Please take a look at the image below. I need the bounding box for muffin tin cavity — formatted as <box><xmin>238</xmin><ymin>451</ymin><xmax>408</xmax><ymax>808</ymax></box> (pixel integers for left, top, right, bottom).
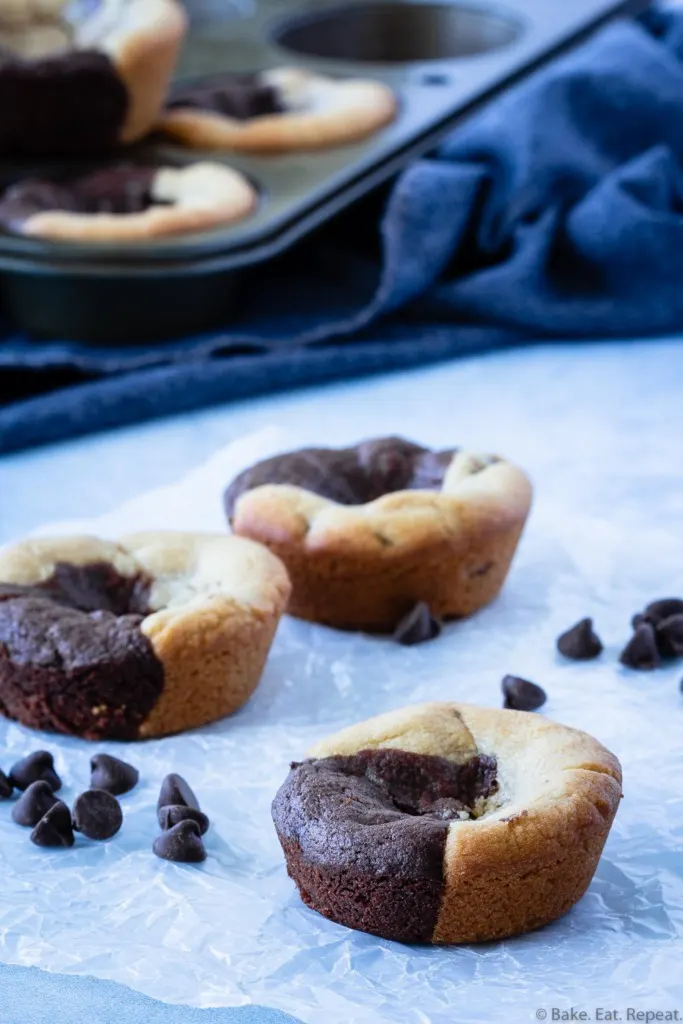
<box><xmin>273</xmin><ymin>2</ymin><xmax>523</xmax><ymax>64</ymax></box>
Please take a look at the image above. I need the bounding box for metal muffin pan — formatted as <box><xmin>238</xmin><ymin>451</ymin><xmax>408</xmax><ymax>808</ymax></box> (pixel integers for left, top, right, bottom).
<box><xmin>0</xmin><ymin>0</ymin><xmax>649</xmax><ymax>341</ymax></box>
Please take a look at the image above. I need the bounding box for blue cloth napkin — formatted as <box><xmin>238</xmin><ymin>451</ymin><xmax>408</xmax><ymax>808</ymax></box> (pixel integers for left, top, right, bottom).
<box><xmin>3</xmin><ymin>5</ymin><xmax>683</xmax><ymax>452</ymax></box>
<box><xmin>0</xmin><ymin>962</ymin><xmax>302</xmax><ymax>1024</ymax></box>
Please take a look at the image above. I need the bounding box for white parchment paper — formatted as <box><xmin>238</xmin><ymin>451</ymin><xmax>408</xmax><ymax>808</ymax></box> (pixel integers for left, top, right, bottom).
<box><xmin>2</xmin><ymin>347</ymin><xmax>683</xmax><ymax>1023</ymax></box>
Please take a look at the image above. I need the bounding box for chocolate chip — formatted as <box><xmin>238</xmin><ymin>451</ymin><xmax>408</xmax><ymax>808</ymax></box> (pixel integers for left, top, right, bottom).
<box><xmin>619</xmin><ymin>622</ymin><xmax>662</xmax><ymax>670</ymax></box>
<box><xmin>9</xmin><ymin>751</ymin><xmax>61</xmax><ymax>792</ymax></box>
<box><xmin>72</xmin><ymin>789</ymin><xmax>123</xmax><ymax>840</ymax></box>
<box><xmin>153</xmin><ymin>820</ymin><xmax>207</xmax><ymax>863</ymax></box>
<box><xmin>157</xmin><ymin>773</ymin><xmax>200</xmax><ymax>812</ymax></box>
<box><xmin>11</xmin><ymin>780</ymin><xmax>59</xmax><ymax>826</ymax></box>
<box><xmin>30</xmin><ymin>801</ymin><xmax>75</xmax><ymax>848</ymax></box>
<box><xmin>393</xmin><ymin>602</ymin><xmax>442</xmax><ymax>646</ymax></box>
<box><xmin>0</xmin><ymin>769</ymin><xmax>12</xmax><ymax>799</ymax></box>
<box><xmin>90</xmin><ymin>753</ymin><xmax>139</xmax><ymax>796</ymax></box>
<box><xmin>502</xmin><ymin>675</ymin><xmax>547</xmax><ymax>711</ymax></box>
<box><xmin>654</xmin><ymin>614</ymin><xmax>683</xmax><ymax>658</ymax></box>
<box><xmin>157</xmin><ymin>804</ymin><xmax>210</xmax><ymax>836</ymax></box>
<box><xmin>642</xmin><ymin>598</ymin><xmax>683</xmax><ymax>625</ymax></box>
<box><xmin>556</xmin><ymin>618</ymin><xmax>603</xmax><ymax>660</ymax></box>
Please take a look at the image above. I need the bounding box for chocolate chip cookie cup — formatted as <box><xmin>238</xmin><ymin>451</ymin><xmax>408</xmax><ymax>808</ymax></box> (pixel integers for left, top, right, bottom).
<box><xmin>272</xmin><ymin>702</ymin><xmax>622</xmax><ymax>944</ymax></box>
<box><xmin>158</xmin><ymin>67</ymin><xmax>397</xmax><ymax>154</ymax></box>
<box><xmin>0</xmin><ymin>532</ymin><xmax>290</xmax><ymax>739</ymax></box>
<box><xmin>0</xmin><ymin>0</ymin><xmax>187</xmax><ymax>156</ymax></box>
<box><xmin>224</xmin><ymin>437</ymin><xmax>532</xmax><ymax>632</ymax></box>
<box><xmin>0</xmin><ymin>162</ymin><xmax>257</xmax><ymax>242</ymax></box>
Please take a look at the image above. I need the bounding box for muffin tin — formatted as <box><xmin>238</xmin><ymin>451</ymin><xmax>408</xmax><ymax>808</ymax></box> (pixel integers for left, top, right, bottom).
<box><xmin>0</xmin><ymin>0</ymin><xmax>649</xmax><ymax>342</ymax></box>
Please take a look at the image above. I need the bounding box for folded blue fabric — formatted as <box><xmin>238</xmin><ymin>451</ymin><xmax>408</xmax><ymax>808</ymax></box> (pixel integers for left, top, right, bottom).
<box><xmin>3</xmin><ymin>6</ymin><xmax>683</xmax><ymax>452</ymax></box>
<box><xmin>0</xmin><ymin>962</ymin><xmax>302</xmax><ymax>1024</ymax></box>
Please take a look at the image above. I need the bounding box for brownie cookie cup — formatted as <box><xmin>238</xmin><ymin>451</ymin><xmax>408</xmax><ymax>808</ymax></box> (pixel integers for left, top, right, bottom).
<box><xmin>0</xmin><ymin>163</ymin><xmax>257</xmax><ymax>241</ymax></box>
<box><xmin>158</xmin><ymin>67</ymin><xmax>397</xmax><ymax>153</ymax></box>
<box><xmin>272</xmin><ymin>702</ymin><xmax>622</xmax><ymax>944</ymax></box>
<box><xmin>225</xmin><ymin>437</ymin><xmax>532</xmax><ymax>631</ymax></box>
<box><xmin>0</xmin><ymin>532</ymin><xmax>290</xmax><ymax>739</ymax></box>
<box><xmin>0</xmin><ymin>0</ymin><xmax>186</xmax><ymax>156</ymax></box>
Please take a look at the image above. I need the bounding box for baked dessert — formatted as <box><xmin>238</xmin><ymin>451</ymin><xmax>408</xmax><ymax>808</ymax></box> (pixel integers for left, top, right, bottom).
<box><xmin>225</xmin><ymin>437</ymin><xmax>532</xmax><ymax>631</ymax></box>
<box><xmin>0</xmin><ymin>162</ymin><xmax>257</xmax><ymax>241</ymax></box>
<box><xmin>272</xmin><ymin>701</ymin><xmax>622</xmax><ymax>944</ymax></box>
<box><xmin>0</xmin><ymin>532</ymin><xmax>290</xmax><ymax>739</ymax></box>
<box><xmin>158</xmin><ymin>67</ymin><xmax>397</xmax><ymax>153</ymax></box>
<box><xmin>0</xmin><ymin>0</ymin><xmax>186</xmax><ymax>156</ymax></box>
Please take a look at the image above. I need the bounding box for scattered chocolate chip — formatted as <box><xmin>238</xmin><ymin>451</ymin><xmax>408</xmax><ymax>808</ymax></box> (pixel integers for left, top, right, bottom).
<box><xmin>0</xmin><ymin>769</ymin><xmax>13</xmax><ymax>799</ymax></box>
<box><xmin>90</xmin><ymin>753</ymin><xmax>139</xmax><ymax>796</ymax></box>
<box><xmin>157</xmin><ymin>804</ymin><xmax>210</xmax><ymax>836</ymax></box>
<box><xmin>30</xmin><ymin>801</ymin><xmax>75</xmax><ymax>848</ymax></box>
<box><xmin>9</xmin><ymin>751</ymin><xmax>61</xmax><ymax>793</ymax></box>
<box><xmin>654</xmin><ymin>614</ymin><xmax>683</xmax><ymax>659</ymax></box>
<box><xmin>157</xmin><ymin>773</ymin><xmax>200</xmax><ymax>812</ymax></box>
<box><xmin>631</xmin><ymin>613</ymin><xmax>645</xmax><ymax>631</ymax></box>
<box><xmin>153</xmin><ymin>819</ymin><xmax>206</xmax><ymax>863</ymax></box>
<box><xmin>620</xmin><ymin>622</ymin><xmax>662</xmax><ymax>670</ymax></box>
<box><xmin>556</xmin><ymin>618</ymin><xmax>603</xmax><ymax>660</ymax></box>
<box><xmin>393</xmin><ymin>602</ymin><xmax>442</xmax><ymax>646</ymax></box>
<box><xmin>502</xmin><ymin>675</ymin><xmax>547</xmax><ymax>711</ymax></box>
<box><xmin>642</xmin><ymin>598</ymin><xmax>683</xmax><ymax>625</ymax></box>
<box><xmin>72</xmin><ymin>789</ymin><xmax>123</xmax><ymax>840</ymax></box>
<box><xmin>11</xmin><ymin>780</ymin><xmax>59</xmax><ymax>827</ymax></box>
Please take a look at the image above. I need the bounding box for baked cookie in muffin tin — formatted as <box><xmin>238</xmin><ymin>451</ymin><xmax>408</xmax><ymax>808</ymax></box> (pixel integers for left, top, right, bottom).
<box><xmin>0</xmin><ymin>532</ymin><xmax>290</xmax><ymax>738</ymax></box>
<box><xmin>272</xmin><ymin>701</ymin><xmax>622</xmax><ymax>943</ymax></box>
<box><xmin>224</xmin><ymin>436</ymin><xmax>532</xmax><ymax>631</ymax></box>
<box><xmin>0</xmin><ymin>160</ymin><xmax>257</xmax><ymax>240</ymax></box>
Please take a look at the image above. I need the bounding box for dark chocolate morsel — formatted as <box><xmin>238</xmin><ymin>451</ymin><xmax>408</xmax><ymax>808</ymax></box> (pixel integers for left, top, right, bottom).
<box><xmin>72</xmin><ymin>789</ymin><xmax>123</xmax><ymax>840</ymax></box>
<box><xmin>90</xmin><ymin>753</ymin><xmax>139</xmax><ymax>796</ymax></box>
<box><xmin>153</xmin><ymin>820</ymin><xmax>207</xmax><ymax>863</ymax></box>
<box><xmin>30</xmin><ymin>801</ymin><xmax>75</xmax><ymax>848</ymax></box>
<box><xmin>393</xmin><ymin>602</ymin><xmax>442</xmax><ymax>646</ymax></box>
<box><xmin>0</xmin><ymin>768</ymin><xmax>12</xmax><ymax>799</ymax></box>
<box><xmin>224</xmin><ymin>437</ymin><xmax>457</xmax><ymax>518</ymax></box>
<box><xmin>157</xmin><ymin>773</ymin><xmax>200</xmax><ymax>812</ymax></box>
<box><xmin>654</xmin><ymin>614</ymin><xmax>683</xmax><ymax>659</ymax></box>
<box><xmin>619</xmin><ymin>622</ymin><xmax>662</xmax><ymax>670</ymax></box>
<box><xmin>642</xmin><ymin>598</ymin><xmax>683</xmax><ymax>625</ymax></box>
<box><xmin>168</xmin><ymin>72</ymin><xmax>283</xmax><ymax>121</ymax></box>
<box><xmin>9</xmin><ymin>751</ymin><xmax>61</xmax><ymax>792</ymax></box>
<box><xmin>631</xmin><ymin>613</ymin><xmax>645</xmax><ymax>631</ymax></box>
<box><xmin>502</xmin><ymin>675</ymin><xmax>547</xmax><ymax>712</ymax></box>
<box><xmin>11</xmin><ymin>780</ymin><xmax>59</xmax><ymax>827</ymax></box>
<box><xmin>556</xmin><ymin>618</ymin><xmax>603</xmax><ymax>661</ymax></box>
<box><xmin>157</xmin><ymin>804</ymin><xmax>210</xmax><ymax>836</ymax></box>
<box><xmin>0</xmin><ymin>561</ymin><xmax>163</xmax><ymax>740</ymax></box>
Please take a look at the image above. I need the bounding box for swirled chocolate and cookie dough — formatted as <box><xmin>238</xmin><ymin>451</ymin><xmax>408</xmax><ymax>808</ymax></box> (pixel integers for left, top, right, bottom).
<box><xmin>225</xmin><ymin>436</ymin><xmax>532</xmax><ymax>631</ymax></box>
<box><xmin>272</xmin><ymin>702</ymin><xmax>622</xmax><ymax>943</ymax></box>
<box><xmin>0</xmin><ymin>532</ymin><xmax>290</xmax><ymax>739</ymax></box>
<box><xmin>0</xmin><ymin>0</ymin><xmax>186</xmax><ymax>155</ymax></box>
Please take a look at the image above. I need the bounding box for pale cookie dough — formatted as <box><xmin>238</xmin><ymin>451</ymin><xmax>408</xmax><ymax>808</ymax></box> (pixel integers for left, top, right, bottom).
<box><xmin>272</xmin><ymin>701</ymin><xmax>623</xmax><ymax>943</ymax></box>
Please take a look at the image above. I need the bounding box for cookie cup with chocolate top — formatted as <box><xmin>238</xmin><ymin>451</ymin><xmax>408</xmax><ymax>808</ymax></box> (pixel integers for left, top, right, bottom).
<box><xmin>272</xmin><ymin>702</ymin><xmax>622</xmax><ymax>944</ymax></box>
<box><xmin>225</xmin><ymin>437</ymin><xmax>532</xmax><ymax>631</ymax></box>
<box><xmin>0</xmin><ymin>531</ymin><xmax>290</xmax><ymax>739</ymax></box>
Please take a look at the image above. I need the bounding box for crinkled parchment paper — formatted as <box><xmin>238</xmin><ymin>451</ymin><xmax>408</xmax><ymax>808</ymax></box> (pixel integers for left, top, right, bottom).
<box><xmin>2</xmin><ymin>347</ymin><xmax>683</xmax><ymax>1023</ymax></box>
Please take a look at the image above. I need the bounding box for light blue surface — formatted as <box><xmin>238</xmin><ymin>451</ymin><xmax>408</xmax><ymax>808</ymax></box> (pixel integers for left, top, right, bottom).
<box><xmin>0</xmin><ymin>963</ymin><xmax>301</xmax><ymax>1024</ymax></box>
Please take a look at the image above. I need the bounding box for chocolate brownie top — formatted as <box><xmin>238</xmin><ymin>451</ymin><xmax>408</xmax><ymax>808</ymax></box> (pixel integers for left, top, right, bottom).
<box><xmin>0</xmin><ymin>50</ymin><xmax>128</xmax><ymax>157</ymax></box>
<box><xmin>272</xmin><ymin>748</ymin><xmax>498</xmax><ymax>879</ymax></box>
<box><xmin>0</xmin><ymin>166</ymin><xmax>158</xmax><ymax>231</ymax></box>
<box><xmin>0</xmin><ymin>561</ymin><xmax>163</xmax><ymax>739</ymax></box>
<box><xmin>224</xmin><ymin>437</ymin><xmax>457</xmax><ymax>516</ymax></box>
<box><xmin>168</xmin><ymin>73</ymin><xmax>283</xmax><ymax>121</ymax></box>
